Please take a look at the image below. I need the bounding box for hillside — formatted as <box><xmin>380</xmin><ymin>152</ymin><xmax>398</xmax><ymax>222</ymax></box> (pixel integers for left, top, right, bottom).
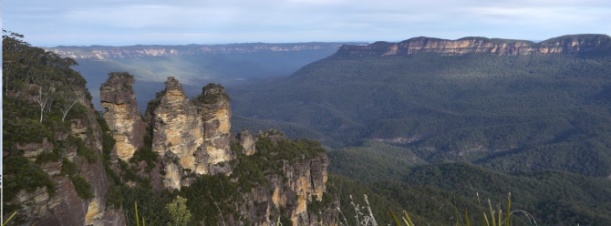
<box><xmin>227</xmin><ymin>34</ymin><xmax>611</xmax><ymax>225</ymax></box>
<box><xmin>232</xmin><ymin>34</ymin><xmax>611</xmax><ymax>177</ymax></box>
<box><xmin>7</xmin><ymin>32</ymin><xmax>611</xmax><ymax>225</ymax></box>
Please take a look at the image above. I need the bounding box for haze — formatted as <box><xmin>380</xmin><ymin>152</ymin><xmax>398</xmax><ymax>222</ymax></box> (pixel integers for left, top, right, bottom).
<box><xmin>4</xmin><ymin>0</ymin><xmax>611</xmax><ymax>46</ymax></box>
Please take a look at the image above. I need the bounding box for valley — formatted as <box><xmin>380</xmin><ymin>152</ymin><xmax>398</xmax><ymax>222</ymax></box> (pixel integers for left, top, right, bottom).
<box><xmin>4</xmin><ymin>33</ymin><xmax>611</xmax><ymax>225</ymax></box>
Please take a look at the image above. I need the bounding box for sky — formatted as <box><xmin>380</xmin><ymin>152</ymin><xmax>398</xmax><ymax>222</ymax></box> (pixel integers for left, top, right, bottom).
<box><xmin>2</xmin><ymin>0</ymin><xmax>611</xmax><ymax>47</ymax></box>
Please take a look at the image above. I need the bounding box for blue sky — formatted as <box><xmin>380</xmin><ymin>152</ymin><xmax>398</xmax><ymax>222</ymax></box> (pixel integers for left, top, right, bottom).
<box><xmin>3</xmin><ymin>0</ymin><xmax>611</xmax><ymax>47</ymax></box>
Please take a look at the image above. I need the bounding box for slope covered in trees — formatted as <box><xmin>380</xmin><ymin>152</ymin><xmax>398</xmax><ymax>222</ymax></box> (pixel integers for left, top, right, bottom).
<box><xmin>232</xmin><ymin>35</ymin><xmax>611</xmax><ymax>177</ymax></box>
<box><xmin>229</xmin><ymin>35</ymin><xmax>611</xmax><ymax>225</ymax></box>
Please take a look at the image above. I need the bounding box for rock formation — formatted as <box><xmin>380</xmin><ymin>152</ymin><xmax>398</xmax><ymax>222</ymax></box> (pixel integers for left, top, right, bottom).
<box><xmin>4</xmin><ymin>80</ymin><xmax>125</xmax><ymax>226</ymax></box>
<box><xmin>145</xmin><ymin>77</ymin><xmax>234</xmax><ymax>189</ymax></box>
<box><xmin>237</xmin><ymin>130</ymin><xmax>257</xmax><ymax>156</ymax></box>
<box><xmin>338</xmin><ymin>34</ymin><xmax>611</xmax><ymax>56</ymax></box>
<box><xmin>100</xmin><ymin>72</ymin><xmax>146</xmax><ymax>161</ymax></box>
<box><xmin>230</xmin><ymin>133</ymin><xmax>332</xmax><ymax>226</ymax></box>
<box><xmin>4</xmin><ymin>33</ymin><xmax>334</xmax><ymax>226</ymax></box>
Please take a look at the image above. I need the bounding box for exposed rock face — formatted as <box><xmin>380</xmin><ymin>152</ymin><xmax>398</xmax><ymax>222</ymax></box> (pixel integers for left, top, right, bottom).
<box><xmin>151</xmin><ymin>77</ymin><xmax>205</xmax><ymax>189</ymax></box>
<box><xmin>46</xmin><ymin>43</ymin><xmax>348</xmax><ymax>60</ymax></box>
<box><xmin>538</xmin><ymin>34</ymin><xmax>611</xmax><ymax>54</ymax></box>
<box><xmin>280</xmin><ymin>152</ymin><xmax>329</xmax><ymax>225</ymax></box>
<box><xmin>338</xmin><ymin>34</ymin><xmax>611</xmax><ymax>56</ymax></box>
<box><xmin>236</xmin><ymin>137</ymin><xmax>332</xmax><ymax>226</ymax></box>
<box><xmin>100</xmin><ymin>72</ymin><xmax>146</xmax><ymax>161</ymax></box>
<box><xmin>197</xmin><ymin>83</ymin><xmax>233</xmax><ymax>168</ymax></box>
<box><xmin>148</xmin><ymin>77</ymin><xmax>234</xmax><ymax>190</ymax></box>
<box><xmin>237</xmin><ymin>130</ymin><xmax>257</xmax><ymax>156</ymax></box>
<box><xmin>7</xmin><ymin>84</ymin><xmax>124</xmax><ymax>226</ymax></box>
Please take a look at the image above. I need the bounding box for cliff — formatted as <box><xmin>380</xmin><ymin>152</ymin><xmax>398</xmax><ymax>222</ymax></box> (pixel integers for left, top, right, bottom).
<box><xmin>203</xmin><ymin>132</ymin><xmax>334</xmax><ymax>226</ymax></box>
<box><xmin>3</xmin><ymin>33</ymin><xmax>124</xmax><ymax>225</ymax></box>
<box><xmin>138</xmin><ymin>77</ymin><xmax>235</xmax><ymax>190</ymax></box>
<box><xmin>100</xmin><ymin>72</ymin><xmax>147</xmax><ymax>161</ymax></box>
<box><xmin>100</xmin><ymin>75</ymin><xmax>335</xmax><ymax>225</ymax></box>
<box><xmin>338</xmin><ymin>34</ymin><xmax>611</xmax><ymax>56</ymax></box>
<box><xmin>46</xmin><ymin>43</ymin><xmax>349</xmax><ymax>60</ymax></box>
<box><xmin>4</xmin><ymin>33</ymin><xmax>335</xmax><ymax>226</ymax></box>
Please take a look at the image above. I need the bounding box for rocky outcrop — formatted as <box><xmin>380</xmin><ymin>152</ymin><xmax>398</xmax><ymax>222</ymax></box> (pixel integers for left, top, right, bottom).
<box><xmin>147</xmin><ymin>77</ymin><xmax>234</xmax><ymax>190</ymax></box>
<box><xmin>338</xmin><ymin>34</ymin><xmax>611</xmax><ymax>56</ymax></box>
<box><xmin>196</xmin><ymin>83</ymin><xmax>234</xmax><ymax>170</ymax></box>
<box><xmin>538</xmin><ymin>34</ymin><xmax>611</xmax><ymax>54</ymax></box>
<box><xmin>237</xmin><ymin>130</ymin><xmax>257</xmax><ymax>156</ymax></box>
<box><xmin>5</xmin><ymin>83</ymin><xmax>124</xmax><ymax>226</ymax></box>
<box><xmin>100</xmin><ymin>72</ymin><xmax>146</xmax><ymax>161</ymax></box>
<box><xmin>234</xmin><ymin>134</ymin><xmax>333</xmax><ymax>226</ymax></box>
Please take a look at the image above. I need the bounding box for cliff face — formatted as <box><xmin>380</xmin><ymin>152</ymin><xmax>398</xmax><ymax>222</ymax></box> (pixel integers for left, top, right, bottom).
<box><xmin>221</xmin><ymin>133</ymin><xmax>334</xmax><ymax>226</ymax></box>
<box><xmin>143</xmin><ymin>77</ymin><xmax>234</xmax><ymax>190</ymax></box>
<box><xmin>46</xmin><ymin>43</ymin><xmax>348</xmax><ymax>60</ymax></box>
<box><xmin>338</xmin><ymin>34</ymin><xmax>611</xmax><ymax>56</ymax></box>
<box><xmin>242</xmin><ymin>152</ymin><xmax>331</xmax><ymax>225</ymax></box>
<box><xmin>4</xmin><ymin>83</ymin><xmax>124</xmax><ymax>226</ymax></box>
<box><xmin>197</xmin><ymin>83</ymin><xmax>234</xmax><ymax>171</ymax></box>
<box><xmin>100</xmin><ymin>72</ymin><xmax>146</xmax><ymax>161</ymax></box>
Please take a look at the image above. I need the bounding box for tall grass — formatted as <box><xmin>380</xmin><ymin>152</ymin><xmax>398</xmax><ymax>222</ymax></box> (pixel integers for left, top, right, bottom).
<box><xmin>346</xmin><ymin>193</ymin><xmax>537</xmax><ymax>226</ymax></box>
<box><xmin>2</xmin><ymin>212</ymin><xmax>17</xmax><ymax>226</ymax></box>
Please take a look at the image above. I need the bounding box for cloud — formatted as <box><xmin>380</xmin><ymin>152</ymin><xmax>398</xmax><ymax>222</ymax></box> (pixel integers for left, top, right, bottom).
<box><xmin>3</xmin><ymin>0</ymin><xmax>610</xmax><ymax>46</ymax></box>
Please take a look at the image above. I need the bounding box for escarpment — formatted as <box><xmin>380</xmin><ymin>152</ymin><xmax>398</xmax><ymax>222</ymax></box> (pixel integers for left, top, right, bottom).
<box><xmin>338</xmin><ymin>34</ymin><xmax>611</xmax><ymax>56</ymax></box>
<box><xmin>223</xmin><ymin>133</ymin><xmax>334</xmax><ymax>226</ymax></box>
<box><xmin>100</xmin><ymin>72</ymin><xmax>146</xmax><ymax>161</ymax></box>
<box><xmin>3</xmin><ymin>37</ymin><xmax>125</xmax><ymax>225</ymax></box>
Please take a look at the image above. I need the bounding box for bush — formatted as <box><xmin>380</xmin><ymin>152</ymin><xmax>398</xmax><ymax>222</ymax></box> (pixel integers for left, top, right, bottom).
<box><xmin>71</xmin><ymin>175</ymin><xmax>94</xmax><ymax>199</ymax></box>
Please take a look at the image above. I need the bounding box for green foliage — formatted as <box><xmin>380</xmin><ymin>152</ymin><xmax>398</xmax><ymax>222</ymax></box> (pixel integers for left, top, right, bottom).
<box><xmin>3</xmin><ymin>114</ymin><xmax>51</xmax><ymax>146</ymax></box>
<box><xmin>2</xmin><ymin>155</ymin><xmax>57</xmax><ymax>213</ymax></box>
<box><xmin>307</xmin><ymin>191</ymin><xmax>334</xmax><ymax>215</ymax></box>
<box><xmin>194</xmin><ymin>83</ymin><xmax>230</xmax><ymax>105</ymax></box>
<box><xmin>106</xmin><ymin>186</ymin><xmax>125</xmax><ymax>210</ymax></box>
<box><xmin>97</xmin><ymin>112</ymin><xmax>122</xmax><ymax>184</ymax></box>
<box><xmin>379</xmin><ymin>163</ymin><xmax>611</xmax><ymax>225</ymax></box>
<box><xmin>120</xmin><ymin>187</ymin><xmax>173</xmax><ymax>226</ymax></box>
<box><xmin>2</xmin><ymin>33</ymin><xmax>104</xmax><ymax>217</ymax></box>
<box><xmin>325</xmin><ymin>175</ymin><xmax>402</xmax><ymax>225</ymax></box>
<box><xmin>179</xmin><ymin>174</ymin><xmax>238</xmax><ymax>224</ymax></box>
<box><xmin>165</xmin><ymin>196</ymin><xmax>193</xmax><ymax>226</ymax></box>
<box><xmin>130</xmin><ymin>123</ymin><xmax>158</xmax><ymax>172</ymax></box>
<box><xmin>233</xmin><ymin>51</ymin><xmax>611</xmax><ymax>177</ymax></box>
<box><xmin>329</xmin><ymin>141</ymin><xmax>426</xmax><ymax>183</ymax></box>
<box><xmin>130</xmin><ymin>147</ymin><xmax>158</xmax><ymax>172</ymax></box>
<box><xmin>35</xmin><ymin>150</ymin><xmax>61</xmax><ymax>164</ymax></box>
<box><xmin>71</xmin><ymin>175</ymin><xmax>94</xmax><ymax>199</ymax></box>
<box><xmin>75</xmin><ymin>138</ymin><xmax>98</xmax><ymax>163</ymax></box>
<box><xmin>60</xmin><ymin>158</ymin><xmax>78</xmax><ymax>176</ymax></box>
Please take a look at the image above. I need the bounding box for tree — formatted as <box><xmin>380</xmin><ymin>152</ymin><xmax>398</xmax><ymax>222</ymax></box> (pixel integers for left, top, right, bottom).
<box><xmin>165</xmin><ymin>196</ymin><xmax>192</xmax><ymax>226</ymax></box>
<box><xmin>59</xmin><ymin>97</ymin><xmax>79</xmax><ymax>122</ymax></box>
<box><xmin>33</xmin><ymin>85</ymin><xmax>54</xmax><ymax>123</ymax></box>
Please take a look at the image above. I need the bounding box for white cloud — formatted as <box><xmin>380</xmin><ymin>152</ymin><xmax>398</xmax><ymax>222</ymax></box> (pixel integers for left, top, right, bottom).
<box><xmin>3</xmin><ymin>0</ymin><xmax>610</xmax><ymax>46</ymax></box>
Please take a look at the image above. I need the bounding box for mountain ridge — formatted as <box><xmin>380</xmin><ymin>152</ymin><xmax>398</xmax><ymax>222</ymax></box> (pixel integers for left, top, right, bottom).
<box><xmin>338</xmin><ymin>34</ymin><xmax>611</xmax><ymax>56</ymax></box>
<box><xmin>46</xmin><ymin>42</ymin><xmax>362</xmax><ymax>60</ymax></box>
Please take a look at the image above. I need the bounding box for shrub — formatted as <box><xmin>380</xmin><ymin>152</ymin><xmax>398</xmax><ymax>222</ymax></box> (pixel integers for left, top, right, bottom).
<box><xmin>71</xmin><ymin>175</ymin><xmax>94</xmax><ymax>199</ymax></box>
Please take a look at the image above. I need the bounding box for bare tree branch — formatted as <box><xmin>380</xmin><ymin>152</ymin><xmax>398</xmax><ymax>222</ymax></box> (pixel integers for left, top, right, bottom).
<box><xmin>60</xmin><ymin>95</ymin><xmax>79</xmax><ymax>122</ymax></box>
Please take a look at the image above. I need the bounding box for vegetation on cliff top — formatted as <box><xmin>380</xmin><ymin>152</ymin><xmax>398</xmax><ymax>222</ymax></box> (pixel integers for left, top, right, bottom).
<box><xmin>2</xmin><ymin>31</ymin><xmax>97</xmax><ymax>218</ymax></box>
